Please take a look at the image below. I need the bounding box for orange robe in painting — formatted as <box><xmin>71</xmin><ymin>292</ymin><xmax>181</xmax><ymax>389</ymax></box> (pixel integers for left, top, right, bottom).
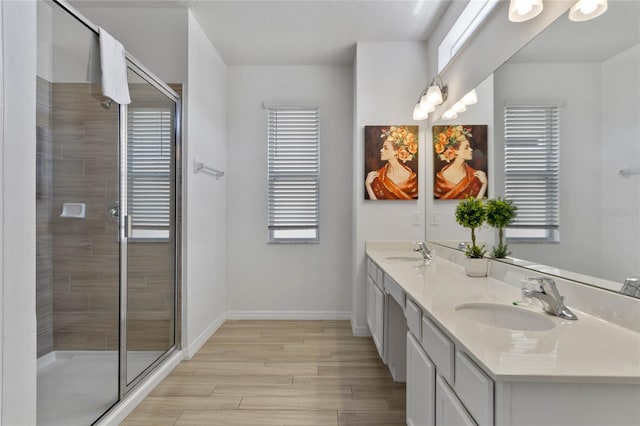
<box><xmin>434</xmin><ymin>162</ymin><xmax>483</xmax><ymax>199</ymax></box>
<box><xmin>370</xmin><ymin>163</ymin><xmax>418</xmax><ymax>200</ymax></box>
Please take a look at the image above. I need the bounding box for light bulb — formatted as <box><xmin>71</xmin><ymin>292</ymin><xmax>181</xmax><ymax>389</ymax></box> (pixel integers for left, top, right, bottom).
<box><xmin>442</xmin><ymin>110</ymin><xmax>457</xmax><ymax>120</ymax></box>
<box><xmin>461</xmin><ymin>90</ymin><xmax>478</xmax><ymax>105</ymax></box>
<box><xmin>579</xmin><ymin>0</ymin><xmax>597</xmax><ymax>14</ymax></box>
<box><xmin>569</xmin><ymin>0</ymin><xmax>607</xmax><ymax>21</ymax></box>
<box><xmin>426</xmin><ymin>84</ymin><xmax>443</xmax><ymax>105</ymax></box>
<box><xmin>452</xmin><ymin>102</ymin><xmax>467</xmax><ymax>113</ymax></box>
<box><xmin>516</xmin><ymin>1</ymin><xmax>533</xmax><ymax>15</ymax></box>
<box><xmin>509</xmin><ymin>0</ymin><xmax>544</xmax><ymax>22</ymax></box>
<box><xmin>413</xmin><ymin>102</ymin><xmax>429</xmax><ymax>121</ymax></box>
<box><xmin>419</xmin><ymin>92</ymin><xmax>436</xmax><ymax>113</ymax></box>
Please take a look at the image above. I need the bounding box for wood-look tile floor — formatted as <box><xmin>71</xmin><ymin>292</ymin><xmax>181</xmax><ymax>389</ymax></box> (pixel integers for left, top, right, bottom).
<box><xmin>121</xmin><ymin>320</ymin><xmax>405</xmax><ymax>426</ymax></box>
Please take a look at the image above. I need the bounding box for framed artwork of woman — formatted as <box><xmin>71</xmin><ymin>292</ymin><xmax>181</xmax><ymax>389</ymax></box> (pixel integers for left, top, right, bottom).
<box><xmin>364</xmin><ymin>125</ymin><xmax>419</xmax><ymax>200</ymax></box>
<box><xmin>433</xmin><ymin>124</ymin><xmax>488</xmax><ymax>200</ymax></box>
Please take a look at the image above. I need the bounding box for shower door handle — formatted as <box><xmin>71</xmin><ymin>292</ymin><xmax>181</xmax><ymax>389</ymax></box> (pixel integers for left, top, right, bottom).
<box><xmin>124</xmin><ymin>215</ymin><xmax>133</xmax><ymax>238</ymax></box>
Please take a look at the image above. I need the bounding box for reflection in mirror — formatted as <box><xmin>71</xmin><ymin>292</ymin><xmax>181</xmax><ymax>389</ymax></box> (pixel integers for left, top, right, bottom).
<box><xmin>448</xmin><ymin>1</ymin><xmax>639</xmax><ymax>294</ymax></box>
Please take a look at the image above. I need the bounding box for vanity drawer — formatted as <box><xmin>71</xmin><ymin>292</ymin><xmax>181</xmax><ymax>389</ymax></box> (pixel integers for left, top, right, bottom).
<box><xmin>384</xmin><ymin>274</ymin><xmax>405</xmax><ymax>308</ymax></box>
<box><xmin>376</xmin><ymin>266</ymin><xmax>385</xmax><ymax>287</ymax></box>
<box><xmin>421</xmin><ymin>316</ymin><xmax>454</xmax><ymax>385</ymax></box>
<box><xmin>367</xmin><ymin>257</ymin><xmax>376</xmax><ymax>279</ymax></box>
<box><xmin>405</xmin><ymin>297</ymin><xmax>422</xmax><ymax>338</ymax></box>
<box><xmin>454</xmin><ymin>350</ymin><xmax>494</xmax><ymax>426</ymax></box>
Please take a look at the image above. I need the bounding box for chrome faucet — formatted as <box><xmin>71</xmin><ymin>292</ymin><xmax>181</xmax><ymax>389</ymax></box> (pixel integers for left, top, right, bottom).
<box><xmin>522</xmin><ymin>277</ymin><xmax>578</xmax><ymax>320</ymax></box>
<box><xmin>414</xmin><ymin>241</ymin><xmax>432</xmax><ymax>262</ymax></box>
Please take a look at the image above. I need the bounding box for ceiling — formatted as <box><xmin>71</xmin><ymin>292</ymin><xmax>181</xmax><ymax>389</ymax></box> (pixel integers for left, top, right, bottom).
<box><xmin>71</xmin><ymin>0</ymin><xmax>450</xmax><ymax>65</ymax></box>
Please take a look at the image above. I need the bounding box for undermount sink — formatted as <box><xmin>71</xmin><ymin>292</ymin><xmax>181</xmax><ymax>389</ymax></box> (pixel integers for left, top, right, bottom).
<box><xmin>385</xmin><ymin>256</ymin><xmax>423</xmax><ymax>262</ymax></box>
<box><xmin>455</xmin><ymin>302</ymin><xmax>556</xmax><ymax>332</ymax></box>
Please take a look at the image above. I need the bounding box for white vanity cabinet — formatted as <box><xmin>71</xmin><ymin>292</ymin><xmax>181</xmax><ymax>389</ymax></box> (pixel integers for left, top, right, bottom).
<box><xmin>406</xmin><ymin>332</ymin><xmax>435</xmax><ymax>426</ymax></box>
<box><xmin>367</xmin><ymin>244</ymin><xmax>640</xmax><ymax>426</ymax></box>
<box><xmin>367</xmin><ymin>257</ymin><xmax>408</xmax><ymax>379</ymax></box>
<box><xmin>366</xmin><ymin>258</ymin><xmax>385</xmax><ymax>359</ymax></box>
<box><xmin>436</xmin><ymin>375</ymin><xmax>477</xmax><ymax>426</ymax></box>
<box><xmin>405</xmin><ymin>297</ymin><xmax>493</xmax><ymax>426</ymax></box>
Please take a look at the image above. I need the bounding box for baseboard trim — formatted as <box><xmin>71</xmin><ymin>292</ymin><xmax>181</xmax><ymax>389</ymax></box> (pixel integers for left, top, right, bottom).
<box><xmin>351</xmin><ymin>324</ymin><xmax>371</xmax><ymax>337</ymax></box>
<box><xmin>96</xmin><ymin>350</ymin><xmax>182</xmax><ymax>426</ymax></box>
<box><xmin>226</xmin><ymin>310</ymin><xmax>352</xmax><ymax>321</ymax></box>
<box><xmin>183</xmin><ymin>312</ymin><xmax>227</xmax><ymax>360</ymax></box>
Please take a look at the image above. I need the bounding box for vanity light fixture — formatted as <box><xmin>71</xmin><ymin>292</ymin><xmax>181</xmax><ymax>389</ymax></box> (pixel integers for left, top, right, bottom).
<box><xmin>412</xmin><ymin>79</ymin><xmax>443</xmax><ymax>121</ymax></box>
<box><xmin>569</xmin><ymin>0</ymin><xmax>607</xmax><ymax>21</ymax></box>
<box><xmin>451</xmin><ymin>101</ymin><xmax>467</xmax><ymax>113</ymax></box>
<box><xmin>412</xmin><ymin>89</ymin><xmax>436</xmax><ymax>121</ymax></box>
<box><xmin>425</xmin><ymin>76</ymin><xmax>446</xmax><ymax>105</ymax></box>
<box><xmin>460</xmin><ymin>89</ymin><xmax>478</xmax><ymax>105</ymax></box>
<box><xmin>420</xmin><ymin>92</ymin><xmax>437</xmax><ymax>113</ymax></box>
<box><xmin>442</xmin><ymin>109</ymin><xmax>458</xmax><ymax>120</ymax></box>
<box><xmin>508</xmin><ymin>0</ymin><xmax>544</xmax><ymax>22</ymax></box>
<box><xmin>412</xmin><ymin>100</ymin><xmax>429</xmax><ymax>121</ymax></box>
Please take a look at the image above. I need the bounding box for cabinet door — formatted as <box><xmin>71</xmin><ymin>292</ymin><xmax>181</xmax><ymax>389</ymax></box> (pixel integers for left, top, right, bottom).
<box><xmin>455</xmin><ymin>351</ymin><xmax>493</xmax><ymax>426</ymax></box>
<box><xmin>436</xmin><ymin>375</ymin><xmax>477</xmax><ymax>426</ymax></box>
<box><xmin>366</xmin><ymin>275</ymin><xmax>375</xmax><ymax>333</ymax></box>
<box><xmin>407</xmin><ymin>332</ymin><xmax>435</xmax><ymax>426</ymax></box>
<box><xmin>372</xmin><ymin>283</ymin><xmax>385</xmax><ymax>358</ymax></box>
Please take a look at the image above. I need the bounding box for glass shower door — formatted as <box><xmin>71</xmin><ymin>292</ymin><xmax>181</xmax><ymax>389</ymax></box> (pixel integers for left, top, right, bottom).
<box><xmin>36</xmin><ymin>2</ymin><xmax>121</xmax><ymax>424</ymax></box>
<box><xmin>121</xmin><ymin>67</ymin><xmax>177</xmax><ymax>388</ymax></box>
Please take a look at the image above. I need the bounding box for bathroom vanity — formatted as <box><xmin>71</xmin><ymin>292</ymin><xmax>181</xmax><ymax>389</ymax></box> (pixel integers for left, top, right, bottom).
<box><xmin>366</xmin><ymin>241</ymin><xmax>640</xmax><ymax>426</ymax></box>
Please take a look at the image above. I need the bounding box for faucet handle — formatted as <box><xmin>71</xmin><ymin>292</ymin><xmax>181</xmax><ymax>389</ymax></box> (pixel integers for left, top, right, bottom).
<box><xmin>538</xmin><ymin>277</ymin><xmax>563</xmax><ymax>301</ymax></box>
<box><xmin>522</xmin><ymin>276</ymin><xmax>559</xmax><ymax>296</ymax></box>
<box><xmin>520</xmin><ymin>277</ymin><xmax>543</xmax><ymax>292</ymax></box>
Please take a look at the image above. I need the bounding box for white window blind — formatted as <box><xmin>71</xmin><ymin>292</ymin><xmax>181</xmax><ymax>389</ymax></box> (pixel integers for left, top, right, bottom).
<box><xmin>267</xmin><ymin>107</ymin><xmax>320</xmax><ymax>243</ymax></box>
<box><xmin>504</xmin><ymin>104</ymin><xmax>560</xmax><ymax>242</ymax></box>
<box><xmin>127</xmin><ymin>108</ymin><xmax>172</xmax><ymax>239</ymax></box>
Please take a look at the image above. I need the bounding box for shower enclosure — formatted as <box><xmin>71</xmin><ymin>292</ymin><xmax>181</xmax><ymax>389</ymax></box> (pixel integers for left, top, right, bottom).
<box><xmin>36</xmin><ymin>1</ymin><xmax>181</xmax><ymax>424</ymax></box>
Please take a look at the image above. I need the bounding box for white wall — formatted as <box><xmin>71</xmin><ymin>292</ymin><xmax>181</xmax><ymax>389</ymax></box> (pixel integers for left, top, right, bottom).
<box><xmin>72</xmin><ymin>6</ymin><xmax>187</xmax><ymax>84</ymax></box>
<box><xmin>226</xmin><ymin>65</ymin><xmax>353</xmax><ymax>318</ymax></box>
<box><xmin>184</xmin><ymin>11</ymin><xmax>228</xmax><ymax>356</ymax></box>
<box><xmin>493</xmin><ymin>62</ymin><xmax>602</xmax><ymax>277</ymax></box>
<box><xmin>352</xmin><ymin>42</ymin><xmax>428</xmax><ymax>333</ymax></box>
<box><xmin>2</xmin><ymin>1</ymin><xmax>38</xmax><ymax>424</ymax></box>
<box><xmin>601</xmin><ymin>44</ymin><xmax>640</xmax><ymax>282</ymax></box>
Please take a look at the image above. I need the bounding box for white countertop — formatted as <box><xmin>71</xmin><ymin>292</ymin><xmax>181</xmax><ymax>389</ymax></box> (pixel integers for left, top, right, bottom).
<box><xmin>366</xmin><ymin>242</ymin><xmax>640</xmax><ymax>385</ymax></box>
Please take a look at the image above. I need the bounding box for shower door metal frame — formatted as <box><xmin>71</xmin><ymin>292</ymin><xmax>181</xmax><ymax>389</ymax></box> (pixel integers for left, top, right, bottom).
<box><xmin>52</xmin><ymin>0</ymin><xmax>183</xmax><ymax>406</ymax></box>
<box><xmin>118</xmin><ymin>59</ymin><xmax>182</xmax><ymax>396</ymax></box>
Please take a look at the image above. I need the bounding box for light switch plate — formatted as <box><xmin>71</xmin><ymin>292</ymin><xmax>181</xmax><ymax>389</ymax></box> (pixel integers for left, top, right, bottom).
<box><xmin>430</xmin><ymin>212</ymin><xmax>439</xmax><ymax>226</ymax></box>
<box><xmin>411</xmin><ymin>211</ymin><xmax>422</xmax><ymax>226</ymax></box>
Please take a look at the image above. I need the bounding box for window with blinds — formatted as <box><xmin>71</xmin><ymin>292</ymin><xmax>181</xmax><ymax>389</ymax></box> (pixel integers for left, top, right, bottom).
<box><xmin>267</xmin><ymin>106</ymin><xmax>320</xmax><ymax>243</ymax></box>
<box><xmin>127</xmin><ymin>108</ymin><xmax>172</xmax><ymax>240</ymax></box>
<box><xmin>504</xmin><ymin>104</ymin><xmax>560</xmax><ymax>242</ymax></box>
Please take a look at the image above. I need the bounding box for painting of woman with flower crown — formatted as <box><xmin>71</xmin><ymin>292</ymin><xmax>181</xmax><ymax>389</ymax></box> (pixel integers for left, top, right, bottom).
<box><xmin>433</xmin><ymin>124</ymin><xmax>488</xmax><ymax>200</ymax></box>
<box><xmin>364</xmin><ymin>125</ymin><xmax>419</xmax><ymax>200</ymax></box>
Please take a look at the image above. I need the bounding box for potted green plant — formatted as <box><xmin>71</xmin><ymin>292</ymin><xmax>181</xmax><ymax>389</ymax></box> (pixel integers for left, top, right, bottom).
<box><xmin>485</xmin><ymin>197</ymin><xmax>517</xmax><ymax>259</ymax></box>
<box><xmin>455</xmin><ymin>196</ymin><xmax>488</xmax><ymax>277</ymax></box>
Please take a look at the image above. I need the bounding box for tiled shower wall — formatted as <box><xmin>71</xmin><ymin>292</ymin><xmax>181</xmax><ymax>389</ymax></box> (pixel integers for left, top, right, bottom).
<box><xmin>36</xmin><ymin>81</ymin><xmax>175</xmax><ymax>356</ymax></box>
<box><xmin>50</xmin><ymin>82</ymin><xmax>122</xmax><ymax>351</ymax></box>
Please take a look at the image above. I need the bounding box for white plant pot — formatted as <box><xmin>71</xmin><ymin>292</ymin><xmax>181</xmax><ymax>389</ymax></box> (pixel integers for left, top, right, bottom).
<box><xmin>464</xmin><ymin>257</ymin><xmax>488</xmax><ymax>277</ymax></box>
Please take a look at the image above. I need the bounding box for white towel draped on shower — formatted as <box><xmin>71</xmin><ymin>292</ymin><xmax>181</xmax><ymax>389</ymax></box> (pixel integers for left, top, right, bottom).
<box><xmin>99</xmin><ymin>28</ymin><xmax>131</xmax><ymax>105</ymax></box>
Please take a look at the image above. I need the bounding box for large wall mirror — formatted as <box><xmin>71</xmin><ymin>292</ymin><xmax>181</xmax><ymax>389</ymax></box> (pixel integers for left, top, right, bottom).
<box><xmin>466</xmin><ymin>1</ymin><xmax>639</xmax><ymax>293</ymax></box>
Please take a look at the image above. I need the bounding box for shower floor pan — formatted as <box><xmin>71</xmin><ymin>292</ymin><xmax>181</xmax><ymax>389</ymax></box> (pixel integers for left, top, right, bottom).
<box><xmin>37</xmin><ymin>350</ymin><xmax>162</xmax><ymax>426</ymax></box>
